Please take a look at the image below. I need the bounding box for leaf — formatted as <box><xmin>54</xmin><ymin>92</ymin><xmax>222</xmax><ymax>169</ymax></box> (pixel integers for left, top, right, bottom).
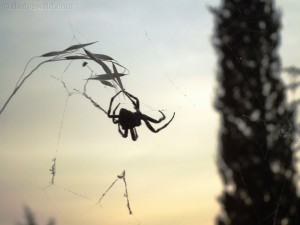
<box><xmin>65</xmin><ymin>53</ymin><xmax>114</xmax><ymax>61</ymax></box>
<box><xmin>84</xmin><ymin>49</ymin><xmax>112</xmax><ymax>75</ymax></box>
<box><xmin>41</xmin><ymin>50</ymin><xmax>69</xmax><ymax>57</ymax></box>
<box><xmin>84</xmin><ymin>49</ymin><xmax>126</xmax><ymax>90</ymax></box>
<box><xmin>64</xmin><ymin>41</ymin><xmax>98</xmax><ymax>51</ymax></box>
<box><xmin>65</xmin><ymin>54</ymin><xmax>113</xmax><ymax>61</ymax></box>
<box><xmin>100</xmin><ymin>80</ymin><xmax>115</xmax><ymax>88</ymax></box>
<box><xmin>88</xmin><ymin>73</ymin><xmax>127</xmax><ymax>81</ymax></box>
<box><xmin>113</xmin><ymin>61</ymin><xmax>128</xmax><ymax>71</ymax></box>
<box><xmin>41</xmin><ymin>41</ymin><xmax>97</xmax><ymax>57</ymax></box>
<box><xmin>65</xmin><ymin>55</ymin><xmax>90</xmax><ymax>60</ymax></box>
<box><xmin>93</xmin><ymin>53</ymin><xmax>114</xmax><ymax>61</ymax></box>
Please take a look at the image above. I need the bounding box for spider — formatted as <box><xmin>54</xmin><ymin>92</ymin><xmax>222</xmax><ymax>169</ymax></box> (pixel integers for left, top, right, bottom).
<box><xmin>107</xmin><ymin>90</ymin><xmax>175</xmax><ymax>141</ymax></box>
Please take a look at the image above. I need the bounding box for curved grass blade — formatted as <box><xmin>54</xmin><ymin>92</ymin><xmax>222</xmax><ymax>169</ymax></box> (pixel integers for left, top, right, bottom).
<box><xmin>100</xmin><ymin>80</ymin><xmax>115</xmax><ymax>88</ymax></box>
<box><xmin>41</xmin><ymin>41</ymin><xmax>97</xmax><ymax>57</ymax></box>
<box><xmin>84</xmin><ymin>49</ymin><xmax>112</xmax><ymax>75</ymax></box>
<box><xmin>15</xmin><ymin>56</ymin><xmax>37</xmax><ymax>88</ymax></box>
<box><xmin>65</xmin><ymin>55</ymin><xmax>90</xmax><ymax>60</ymax></box>
<box><xmin>41</xmin><ymin>50</ymin><xmax>70</xmax><ymax>57</ymax></box>
<box><xmin>93</xmin><ymin>53</ymin><xmax>114</xmax><ymax>61</ymax></box>
<box><xmin>0</xmin><ymin>59</ymin><xmax>51</xmax><ymax>114</ymax></box>
<box><xmin>88</xmin><ymin>73</ymin><xmax>127</xmax><ymax>81</ymax></box>
<box><xmin>84</xmin><ymin>48</ymin><xmax>121</xmax><ymax>88</ymax></box>
<box><xmin>64</xmin><ymin>41</ymin><xmax>98</xmax><ymax>51</ymax></box>
<box><xmin>65</xmin><ymin>54</ymin><xmax>114</xmax><ymax>61</ymax></box>
<box><xmin>113</xmin><ymin>61</ymin><xmax>129</xmax><ymax>73</ymax></box>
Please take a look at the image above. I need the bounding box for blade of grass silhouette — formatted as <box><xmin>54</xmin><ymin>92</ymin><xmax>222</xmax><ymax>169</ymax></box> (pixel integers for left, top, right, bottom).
<box><xmin>65</xmin><ymin>50</ymin><xmax>128</xmax><ymax>90</ymax></box>
<box><xmin>0</xmin><ymin>42</ymin><xmax>99</xmax><ymax>115</ymax></box>
<box><xmin>0</xmin><ymin>59</ymin><xmax>51</xmax><ymax>115</ymax></box>
<box><xmin>41</xmin><ymin>50</ymin><xmax>73</xmax><ymax>57</ymax></box>
<box><xmin>92</xmin><ymin>53</ymin><xmax>114</xmax><ymax>61</ymax></box>
<box><xmin>84</xmin><ymin>49</ymin><xmax>112</xmax><ymax>74</ymax></box>
<box><xmin>88</xmin><ymin>73</ymin><xmax>127</xmax><ymax>81</ymax></box>
<box><xmin>64</xmin><ymin>41</ymin><xmax>98</xmax><ymax>51</ymax></box>
<box><xmin>78</xmin><ymin>53</ymin><xmax>129</xmax><ymax>74</ymax></box>
<box><xmin>65</xmin><ymin>55</ymin><xmax>90</xmax><ymax>60</ymax></box>
<box><xmin>84</xmin><ymin>49</ymin><xmax>125</xmax><ymax>90</ymax></box>
<box><xmin>41</xmin><ymin>41</ymin><xmax>97</xmax><ymax>58</ymax></box>
<box><xmin>100</xmin><ymin>80</ymin><xmax>115</xmax><ymax>88</ymax></box>
<box><xmin>15</xmin><ymin>56</ymin><xmax>38</xmax><ymax>88</ymax></box>
<box><xmin>65</xmin><ymin>54</ymin><xmax>114</xmax><ymax>61</ymax></box>
<box><xmin>112</xmin><ymin>61</ymin><xmax>129</xmax><ymax>73</ymax></box>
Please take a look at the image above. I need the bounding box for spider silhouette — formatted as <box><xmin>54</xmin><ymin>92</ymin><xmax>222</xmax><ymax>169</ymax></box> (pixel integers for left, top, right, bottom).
<box><xmin>107</xmin><ymin>90</ymin><xmax>175</xmax><ymax>141</ymax></box>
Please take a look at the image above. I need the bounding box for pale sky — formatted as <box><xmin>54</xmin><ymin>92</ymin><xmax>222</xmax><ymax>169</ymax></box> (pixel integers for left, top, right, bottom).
<box><xmin>0</xmin><ymin>1</ymin><xmax>299</xmax><ymax>225</ymax></box>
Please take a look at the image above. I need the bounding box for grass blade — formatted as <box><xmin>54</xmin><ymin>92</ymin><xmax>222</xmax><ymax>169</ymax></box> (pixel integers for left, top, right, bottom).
<box><xmin>93</xmin><ymin>53</ymin><xmax>114</xmax><ymax>61</ymax></box>
<box><xmin>88</xmin><ymin>73</ymin><xmax>127</xmax><ymax>81</ymax></box>
<box><xmin>65</xmin><ymin>55</ymin><xmax>90</xmax><ymax>60</ymax></box>
<box><xmin>84</xmin><ymin>49</ymin><xmax>112</xmax><ymax>74</ymax></box>
<box><xmin>64</xmin><ymin>41</ymin><xmax>98</xmax><ymax>51</ymax></box>
<box><xmin>100</xmin><ymin>80</ymin><xmax>115</xmax><ymax>88</ymax></box>
<box><xmin>41</xmin><ymin>50</ymin><xmax>69</xmax><ymax>57</ymax></box>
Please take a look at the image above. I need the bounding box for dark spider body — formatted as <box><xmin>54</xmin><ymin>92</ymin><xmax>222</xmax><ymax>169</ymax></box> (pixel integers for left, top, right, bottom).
<box><xmin>118</xmin><ymin>108</ymin><xmax>141</xmax><ymax>130</ymax></box>
<box><xmin>108</xmin><ymin>90</ymin><xmax>175</xmax><ymax>141</ymax></box>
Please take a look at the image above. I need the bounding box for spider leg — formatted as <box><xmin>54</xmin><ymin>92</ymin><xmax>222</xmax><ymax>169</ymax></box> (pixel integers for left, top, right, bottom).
<box><xmin>108</xmin><ymin>90</ymin><xmax>123</xmax><ymax>117</ymax></box>
<box><xmin>141</xmin><ymin>110</ymin><xmax>166</xmax><ymax>123</ymax></box>
<box><xmin>113</xmin><ymin>103</ymin><xmax>120</xmax><ymax>114</ymax></box>
<box><xmin>118</xmin><ymin>124</ymin><xmax>128</xmax><ymax>138</ymax></box>
<box><xmin>143</xmin><ymin>112</ymin><xmax>175</xmax><ymax>133</ymax></box>
<box><xmin>123</xmin><ymin>91</ymin><xmax>140</xmax><ymax>110</ymax></box>
<box><xmin>112</xmin><ymin>103</ymin><xmax>121</xmax><ymax>123</ymax></box>
<box><xmin>130</xmin><ymin>128</ymin><xmax>138</xmax><ymax>141</ymax></box>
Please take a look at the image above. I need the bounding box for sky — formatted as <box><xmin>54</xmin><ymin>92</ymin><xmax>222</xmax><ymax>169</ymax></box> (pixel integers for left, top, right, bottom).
<box><xmin>0</xmin><ymin>1</ymin><xmax>299</xmax><ymax>225</ymax></box>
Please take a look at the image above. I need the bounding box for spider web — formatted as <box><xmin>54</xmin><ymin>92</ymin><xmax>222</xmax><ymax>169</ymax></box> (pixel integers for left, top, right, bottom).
<box><xmin>37</xmin><ymin>36</ymin><xmax>141</xmax><ymax>224</ymax></box>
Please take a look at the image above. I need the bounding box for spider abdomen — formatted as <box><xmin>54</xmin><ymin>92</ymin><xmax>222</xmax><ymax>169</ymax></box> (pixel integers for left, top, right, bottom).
<box><xmin>119</xmin><ymin>108</ymin><xmax>141</xmax><ymax>129</ymax></box>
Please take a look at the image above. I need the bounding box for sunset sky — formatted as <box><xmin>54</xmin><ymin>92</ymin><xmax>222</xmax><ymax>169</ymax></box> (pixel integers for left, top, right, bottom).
<box><xmin>0</xmin><ymin>1</ymin><xmax>299</xmax><ymax>225</ymax></box>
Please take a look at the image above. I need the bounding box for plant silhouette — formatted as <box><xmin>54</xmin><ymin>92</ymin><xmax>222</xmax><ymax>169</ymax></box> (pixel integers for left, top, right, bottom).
<box><xmin>211</xmin><ymin>0</ymin><xmax>300</xmax><ymax>224</ymax></box>
<box><xmin>16</xmin><ymin>206</ymin><xmax>55</xmax><ymax>225</ymax></box>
